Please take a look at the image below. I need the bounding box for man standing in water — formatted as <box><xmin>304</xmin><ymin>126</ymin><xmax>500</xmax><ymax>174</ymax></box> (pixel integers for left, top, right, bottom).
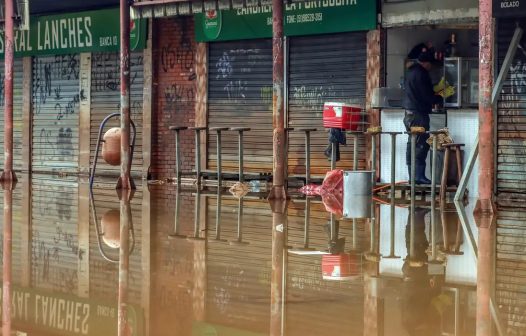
<box><xmin>403</xmin><ymin>45</ymin><xmax>440</xmax><ymax>184</ymax></box>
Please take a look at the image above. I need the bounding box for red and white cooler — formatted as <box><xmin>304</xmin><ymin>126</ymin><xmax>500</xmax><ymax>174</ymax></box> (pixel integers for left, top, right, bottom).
<box><xmin>322</xmin><ymin>102</ymin><xmax>361</xmax><ymax>130</ymax></box>
<box><xmin>322</xmin><ymin>253</ymin><xmax>361</xmax><ymax>281</ymax></box>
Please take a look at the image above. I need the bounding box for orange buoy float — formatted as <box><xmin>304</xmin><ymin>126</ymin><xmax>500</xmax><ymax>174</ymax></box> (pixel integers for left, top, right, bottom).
<box><xmin>102</xmin><ymin>127</ymin><xmax>121</xmax><ymax>166</ymax></box>
<box><xmin>101</xmin><ymin>209</ymin><xmax>120</xmax><ymax>248</ymax></box>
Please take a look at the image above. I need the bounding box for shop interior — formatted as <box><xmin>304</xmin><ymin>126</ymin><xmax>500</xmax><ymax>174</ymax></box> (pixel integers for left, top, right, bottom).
<box><xmin>378</xmin><ymin>25</ymin><xmax>480</xmax><ymax>196</ymax></box>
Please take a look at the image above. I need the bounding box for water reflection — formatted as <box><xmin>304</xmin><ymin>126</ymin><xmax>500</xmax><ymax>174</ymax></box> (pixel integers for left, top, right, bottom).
<box><xmin>0</xmin><ymin>176</ymin><xmax>517</xmax><ymax>335</ymax></box>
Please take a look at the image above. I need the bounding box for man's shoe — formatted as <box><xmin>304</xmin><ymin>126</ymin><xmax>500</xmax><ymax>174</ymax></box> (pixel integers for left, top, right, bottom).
<box><xmin>415</xmin><ymin>164</ymin><xmax>431</xmax><ymax>184</ymax></box>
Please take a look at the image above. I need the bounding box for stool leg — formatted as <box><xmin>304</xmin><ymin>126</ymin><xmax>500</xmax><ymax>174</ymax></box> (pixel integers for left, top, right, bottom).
<box><xmin>175</xmin><ymin>130</ymin><xmax>181</xmax><ymax>185</ymax></box>
<box><xmin>410</xmin><ymin>133</ymin><xmax>416</xmax><ymax>201</ymax></box>
<box><xmin>216</xmin><ymin>130</ymin><xmax>222</xmax><ymax>188</ymax></box>
<box><xmin>238</xmin><ymin>131</ymin><xmax>244</xmax><ymax>183</ymax></box>
<box><xmin>195</xmin><ymin>130</ymin><xmax>202</xmax><ymax>186</ymax></box>
<box><xmin>455</xmin><ymin>148</ymin><xmax>462</xmax><ymax>185</ymax></box>
<box><xmin>353</xmin><ymin>134</ymin><xmax>359</xmax><ymax>170</ymax></box>
<box><xmin>331</xmin><ymin>142</ymin><xmax>336</xmax><ymax>170</ymax></box>
<box><xmin>431</xmin><ymin>135</ymin><xmax>437</xmax><ymax>200</ymax></box>
<box><xmin>371</xmin><ymin>134</ymin><xmax>377</xmax><ymax>189</ymax></box>
<box><xmin>390</xmin><ymin>134</ymin><xmax>396</xmax><ymax>199</ymax></box>
<box><xmin>440</xmin><ymin>148</ymin><xmax>450</xmax><ymax>201</ymax></box>
<box><xmin>305</xmin><ymin>131</ymin><xmax>311</xmax><ymax>185</ymax></box>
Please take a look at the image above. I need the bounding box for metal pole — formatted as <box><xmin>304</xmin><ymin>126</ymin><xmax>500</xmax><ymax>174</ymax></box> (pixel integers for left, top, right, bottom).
<box><xmin>269</xmin><ymin>0</ymin><xmax>286</xmax><ymax>200</ymax></box>
<box><xmin>305</xmin><ymin>131</ymin><xmax>311</xmax><ymax>185</ymax></box>
<box><xmin>175</xmin><ymin>130</ymin><xmax>181</xmax><ymax>184</ymax></box>
<box><xmin>195</xmin><ymin>129</ymin><xmax>202</xmax><ymax>186</ymax></box>
<box><xmin>478</xmin><ymin>0</ymin><xmax>495</xmax><ymax>212</ymax></box>
<box><xmin>390</xmin><ymin>134</ymin><xmax>396</xmax><ymax>198</ymax></box>
<box><xmin>270</xmin><ymin>200</ymin><xmax>287</xmax><ymax>336</ymax></box>
<box><xmin>239</xmin><ymin>131</ymin><xmax>244</xmax><ymax>182</ymax></box>
<box><xmin>353</xmin><ymin>133</ymin><xmax>359</xmax><ymax>170</ymax></box>
<box><xmin>330</xmin><ymin>142</ymin><xmax>336</xmax><ymax>170</ymax></box>
<box><xmin>410</xmin><ymin>133</ymin><xmax>416</xmax><ymax>205</ymax></box>
<box><xmin>216</xmin><ymin>131</ymin><xmax>222</xmax><ymax>188</ymax></box>
<box><xmin>2</xmin><ymin>183</ymin><xmax>14</xmax><ymax>336</ymax></box>
<box><xmin>371</xmin><ymin>134</ymin><xmax>376</xmax><ymax>189</ymax></box>
<box><xmin>1</xmin><ymin>0</ymin><xmax>16</xmax><ymax>182</ymax></box>
<box><xmin>118</xmin><ymin>0</ymin><xmax>133</xmax><ymax>190</ymax></box>
<box><xmin>431</xmin><ymin>135</ymin><xmax>438</xmax><ymax>199</ymax></box>
<box><xmin>118</xmin><ymin>193</ymin><xmax>132</xmax><ymax>336</ymax></box>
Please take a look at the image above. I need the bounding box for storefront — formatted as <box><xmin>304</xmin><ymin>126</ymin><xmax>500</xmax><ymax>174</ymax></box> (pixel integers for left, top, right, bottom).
<box><xmin>0</xmin><ymin>8</ymin><xmax>148</xmax><ymax>176</ymax></box>
<box><xmin>378</xmin><ymin>0</ymin><xmax>480</xmax><ymax>196</ymax></box>
<box><xmin>195</xmin><ymin>0</ymin><xmax>376</xmax><ymax>175</ymax></box>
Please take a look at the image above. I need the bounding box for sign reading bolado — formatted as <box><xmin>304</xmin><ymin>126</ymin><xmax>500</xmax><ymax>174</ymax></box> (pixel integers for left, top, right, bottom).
<box><xmin>195</xmin><ymin>0</ymin><xmax>376</xmax><ymax>42</ymax></box>
<box><xmin>492</xmin><ymin>0</ymin><xmax>526</xmax><ymax>17</ymax></box>
<box><xmin>0</xmin><ymin>7</ymin><xmax>147</xmax><ymax>58</ymax></box>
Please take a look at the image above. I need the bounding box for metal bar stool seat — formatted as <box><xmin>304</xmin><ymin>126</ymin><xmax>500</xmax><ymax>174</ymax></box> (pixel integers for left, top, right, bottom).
<box><xmin>230</xmin><ymin>127</ymin><xmax>251</xmax><ymax>182</ymax></box>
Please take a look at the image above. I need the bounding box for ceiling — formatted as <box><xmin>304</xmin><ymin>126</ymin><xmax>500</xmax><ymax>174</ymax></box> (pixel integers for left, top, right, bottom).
<box><xmin>29</xmin><ymin>0</ymin><xmax>120</xmax><ymax>15</ymax></box>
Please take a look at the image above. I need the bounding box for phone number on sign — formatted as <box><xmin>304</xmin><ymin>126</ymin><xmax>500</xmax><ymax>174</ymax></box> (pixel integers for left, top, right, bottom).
<box><xmin>267</xmin><ymin>13</ymin><xmax>323</xmax><ymax>25</ymax></box>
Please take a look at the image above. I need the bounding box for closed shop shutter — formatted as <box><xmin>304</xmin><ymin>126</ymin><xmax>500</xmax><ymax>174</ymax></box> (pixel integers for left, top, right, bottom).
<box><xmin>32</xmin><ymin>55</ymin><xmax>81</xmax><ymax>174</ymax></box>
<box><xmin>287</xmin><ymin>32</ymin><xmax>367</xmax><ymax>175</ymax></box>
<box><xmin>497</xmin><ymin>19</ymin><xmax>526</xmax><ymax>199</ymax></box>
<box><xmin>208</xmin><ymin>40</ymin><xmax>273</xmax><ymax>173</ymax></box>
<box><xmin>31</xmin><ymin>175</ymin><xmax>79</xmax><ymax>294</ymax></box>
<box><xmin>0</xmin><ymin>59</ymin><xmax>24</xmax><ymax>171</ymax></box>
<box><xmin>89</xmin><ymin>183</ymin><xmax>143</xmax><ymax>303</ymax></box>
<box><xmin>90</xmin><ymin>52</ymin><xmax>144</xmax><ymax>177</ymax></box>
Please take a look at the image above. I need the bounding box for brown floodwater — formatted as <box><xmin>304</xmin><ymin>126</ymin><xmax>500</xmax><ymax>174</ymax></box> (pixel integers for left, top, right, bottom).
<box><xmin>0</xmin><ymin>174</ymin><xmax>517</xmax><ymax>336</ymax></box>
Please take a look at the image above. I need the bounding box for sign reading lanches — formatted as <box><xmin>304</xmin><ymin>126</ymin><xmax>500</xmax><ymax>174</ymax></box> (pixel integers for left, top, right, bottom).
<box><xmin>195</xmin><ymin>0</ymin><xmax>376</xmax><ymax>42</ymax></box>
<box><xmin>493</xmin><ymin>0</ymin><xmax>526</xmax><ymax>17</ymax></box>
<box><xmin>0</xmin><ymin>7</ymin><xmax>146</xmax><ymax>57</ymax></box>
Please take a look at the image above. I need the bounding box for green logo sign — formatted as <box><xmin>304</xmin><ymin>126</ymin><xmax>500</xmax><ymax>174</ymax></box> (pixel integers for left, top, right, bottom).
<box><xmin>0</xmin><ymin>7</ymin><xmax>147</xmax><ymax>58</ymax></box>
<box><xmin>203</xmin><ymin>10</ymin><xmax>222</xmax><ymax>40</ymax></box>
<box><xmin>195</xmin><ymin>0</ymin><xmax>376</xmax><ymax>42</ymax></box>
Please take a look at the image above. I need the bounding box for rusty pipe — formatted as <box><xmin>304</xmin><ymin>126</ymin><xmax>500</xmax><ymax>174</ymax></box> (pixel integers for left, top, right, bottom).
<box><xmin>1</xmin><ymin>0</ymin><xmax>16</xmax><ymax>182</ymax></box>
<box><xmin>478</xmin><ymin>0</ymin><xmax>495</xmax><ymax>209</ymax></box>
<box><xmin>2</xmin><ymin>184</ymin><xmax>13</xmax><ymax>336</ymax></box>
<box><xmin>118</xmin><ymin>195</ymin><xmax>132</xmax><ymax>336</ymax></box>
<box><xmin>118</xmin><ymin>0</ymin><xmax>133</xmax><ymax>190</ymax></box>
<box><xmin>269</xmin><ymin>0</ymin><xmax>286</xmax><ymax>199</ymax></box>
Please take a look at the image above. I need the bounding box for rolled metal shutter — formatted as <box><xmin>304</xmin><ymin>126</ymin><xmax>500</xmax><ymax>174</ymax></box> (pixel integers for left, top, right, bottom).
<box><xmin>287</xmin><ymin>32</ymin><xmax>367</xmax><ymax>175</ymax></box>
<box><xmin>90</xmin><ymin>52</ymin><xmax>144</xmax><ymax>177</ymax></box>
<box><xmin>497</xmin><ymin>19</ymin><xmax>526</xmax><ymax>200</ymax></box>
<box><xmin>0</xmin><ymin>59</ymin><xmax>23</xmax><ymax>171</ymax></box>
<box><xmin>32</xmin><ymin>55</ymin><xmax>80</xmax><ymax>174</ymax></box>
<box><xmin>89</xmin><ymin>184</ymin><xmax>143</xmax><ymax>304</ymax></box>
<box><xmin>31</xmin><ymin>175</ymin><xmax>79</xmax><ymax>294</ymax></box>
<box><xmin>208</xmin><ymin>40</ymin><xmax>273</xmax><ymax>173</ymax></box>
<box><xmin>206</xmin><ymin>197</ymin><xmax>271</xmax><ymax>333</ymax></box>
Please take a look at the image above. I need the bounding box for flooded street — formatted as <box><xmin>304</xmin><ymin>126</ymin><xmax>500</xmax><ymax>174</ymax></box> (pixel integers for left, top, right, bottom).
<box><xmin>0</xmin><ymin>174</ymin><xmax>517</xmax><ymax>336</ymax></box>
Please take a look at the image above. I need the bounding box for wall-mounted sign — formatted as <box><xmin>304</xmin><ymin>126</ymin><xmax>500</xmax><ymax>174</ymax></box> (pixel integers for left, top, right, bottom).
<box><xmin>0</xmin><ymin>7</ymin><xmax>147</xmax><ymax>58</ymax></box>
<box><xmin>195</xmin><ymin>0</ymin><xmax>376</xmax><ymax>42</ymax></box>
<box><xmin>493</xmin><ymin>0</ymin><xmax>526</xmax><ymax>18</ymax></box>
<box><xmin>0</xmin><ymin>286</ymin><xmax>144</xmax><ymax>336</ymax></box>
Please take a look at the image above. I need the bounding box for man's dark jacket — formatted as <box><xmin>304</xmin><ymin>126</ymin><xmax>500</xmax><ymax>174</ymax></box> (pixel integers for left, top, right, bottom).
<box><xmin>403</xmin><ymin>63</ymin><xmax>435</xmax><ymax>113</ymax></box>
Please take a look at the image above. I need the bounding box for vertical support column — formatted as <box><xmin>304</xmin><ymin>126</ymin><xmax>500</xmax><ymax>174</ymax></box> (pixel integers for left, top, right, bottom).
<box><xmin>21</xmin><ymin>57</ymin><xmax>32</xmax><ymax>173</ymax></box>
<box><xmin>366</xmin><ymin>30</ymin><xmax>381</xmax><ymax>179</ymax></box>
<box><xmin>141</xmin><ymin>181</ymin><xmax>151</xmax><ymax>336</ymax></box>
<box><xmin>1</xmin><ymin>0</ymin><xmax>16</xmax><ymax>182</ymax></box>
<box><xmin>476</xmin><ymin>216</ymin><xmax>495</xmax><ymax>336</ymax></box>
<box><xmin>77</xmin><ymin>181</ymin><xmax>90</xmax><ymax>298</ymax></box>
<box><xmin>195</xmin><ymin>43</ymin><xmax>209</xmax><ymax>170</ymax></box>
<box><xmin>118</xmin><ymin>192</ymin><xmax>133</xmax><ymax>336</ymax></box>
<box><xmin>79</xmin><ymin>53</ymin><xmax>92</xmax><ymax>175</ymax></box>
<box><xmin>269</xmin><ymin>0</ymin><xmax>287</xmax><ymax>200</ymax></box>
<box><xmin>118</xmin><ymin>0</ymin><xmax>134</xmax><ymax>190</ymax></box>
<box><xmin>142</xmin><ymin>20</ymin><xmax>153</xmax><ymax>180</ymax></box>
<box><xmin>2</xmin><ymin>182</ymin><xmax>14</xmax><ymax>336</ymax></box>
<box><xmin>269</xmin><ymin>200</ymin><xmax>288</xmax><ymax>336</ymax></box>
<box><xmin>476</xmin><ymin>0</ymin><xmax>496</xmax><ymax>214</ymax></box>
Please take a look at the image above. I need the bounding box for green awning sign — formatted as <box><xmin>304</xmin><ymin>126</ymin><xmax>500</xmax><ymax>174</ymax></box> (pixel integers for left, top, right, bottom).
<box><xmin>0</xmin><ymin>7</ymin><xmax>147</xmax><ymax>58</ymax></box>
<box><xmin>195</xmin><ymin>0</ymin><xmax>376</xmax><ymax>42</ymax></box>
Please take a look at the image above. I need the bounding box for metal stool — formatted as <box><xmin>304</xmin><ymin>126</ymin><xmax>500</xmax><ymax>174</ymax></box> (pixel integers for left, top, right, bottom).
<box><xmin>346</xmin><ymin>131</ymin><xmax>363</xmax><ymax>170</ymax></box>
<box><xmin>229</xmin><ymin>197</ymin><xmax>249</xmax><ymax>246</ymax></box>
<box><xmin>440</xmin><ymin>143</ymin><xmax>465</xmax><ymax>201</ymax></box>
<box><xmin>381</xmin><ymin>132</ymin><xmax>403</xmax><ymax>197</ymax></box>
<box><xmin>428</xmin><ymin>131</ymin><xmax>447</xmax><ymax>201</ymax></box>
<box><xmin>168</xmin><ymin>126</ymin><xmax>188</xmax><ymax>185</ymax></box>
<box><xmin>188</xmin><ymin>127</ymin><xmax>207</xmax><ymax>186</ymax></box>
<box><xmin>210</xmin><ymin>127</ymin><xmax>229</xmax><ymax>187</ymax></box>
<box><xmin>168</xmin><ymin>189</ymin><xmax>186</xmax><ymax>239</ymax></box>
<box><xmin>297</xmin><ymin>128</ymin><xmax>317</xmax><ymax>184</ymax></box>
<box><xmin>230</xmin><ymin>127</ymin><xmax>251</xmax><ymax>182</ymax></box>
<box><xmin>209</xmin><ymin>189</ymin><xmax>227</xmax><ymax>243</ymax></box>
<box><xmin>187</xmin><ymin>189</ymin><xmax>205</xmax><ymax>241</ymax></box>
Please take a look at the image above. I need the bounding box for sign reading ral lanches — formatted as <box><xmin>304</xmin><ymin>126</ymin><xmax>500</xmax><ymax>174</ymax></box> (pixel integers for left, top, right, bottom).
<box><xmin>0</xmin><ymin>286</ymin><xmax>144</xmax><ymax>336</ymax></box>
<box><xmin>195</xmin><ymin>0</ymin><xmax>376</xmax><ymax>42</ymax></box>
<box><xmin>493</xmin><ymin>0</ymin><xmax>526</xmax><ymax>17</ymax></box>
<box><xmin>0</xmin><ymin>7</ymin><xmax>146</xmax><ymax>58</ymax></box>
